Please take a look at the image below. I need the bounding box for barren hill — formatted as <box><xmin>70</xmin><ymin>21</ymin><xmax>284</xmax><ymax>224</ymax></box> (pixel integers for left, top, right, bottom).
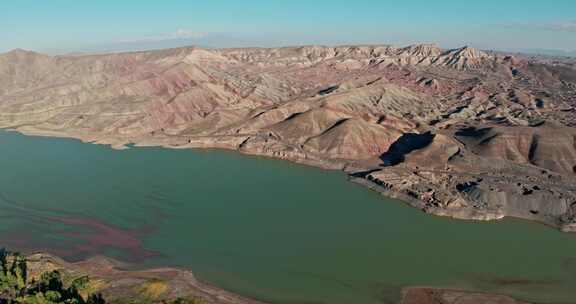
<box><xmin>1</xmin><ymin>44</ymin><xmax>576</xmax><ymax>230</ymax></box>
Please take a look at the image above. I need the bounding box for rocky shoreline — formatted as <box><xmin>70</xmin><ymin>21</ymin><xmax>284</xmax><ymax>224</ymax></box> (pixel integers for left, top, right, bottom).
<box><xmin>400</xmin><ymin>287</ymin><xmax>531</xmax><ymax>304</ymax></box>
<box><xmin>25</xmin><ymin>252</ymin><xmax>265</xmax><ymax>304</ymax></box>
<box><xmin>348</xmin><ymin>176</ymin><xmax>506</xmax><ymax>222</ymax></box>
<box><xmin>9</xmin><ymin>125</ymin><xmax>576</xmax><ymax>233</ymax></box>
<box><xmin>24</xmin><ymin>252</ymin><xmax>533</xmax><ymax>304</ymax></box>
<box><xmin>1</xmin><ymin>45</ymin><xmax>575</xmax><ymax>233</ymax></box>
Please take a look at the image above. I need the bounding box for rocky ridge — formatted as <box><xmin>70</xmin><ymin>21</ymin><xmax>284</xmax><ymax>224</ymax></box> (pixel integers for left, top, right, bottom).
<box><xmin>1</xmin><ymin>44</ymin><xmax>575</xmax><ymax>231</ymax></box>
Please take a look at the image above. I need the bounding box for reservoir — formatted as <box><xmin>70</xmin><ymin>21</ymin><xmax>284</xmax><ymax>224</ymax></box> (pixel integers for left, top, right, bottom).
<box><xmin>0</xmin><ymin>131</ymin><xmax>575</xmax><ymax>304</ymax></box>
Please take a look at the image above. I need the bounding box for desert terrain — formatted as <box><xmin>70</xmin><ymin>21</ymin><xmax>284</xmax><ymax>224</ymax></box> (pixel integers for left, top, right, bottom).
<box><xmin>1</xmin><ymin>44</ymin><xmax>575</xmax><ymax>231</ymax></box>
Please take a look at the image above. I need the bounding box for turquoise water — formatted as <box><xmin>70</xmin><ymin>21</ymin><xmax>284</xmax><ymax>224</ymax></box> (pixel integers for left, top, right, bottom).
<box><xmin>0</xmin><ymin>131</ymin><xmax>575</xmax><ymax>304</ymax></box>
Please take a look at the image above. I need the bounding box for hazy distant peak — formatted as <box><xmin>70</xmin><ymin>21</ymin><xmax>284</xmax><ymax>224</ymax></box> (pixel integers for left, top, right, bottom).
<box><xmin>400</xmin><ymin>43</ymin><xmax>443</xmax><ymax>57</ymax></box>
<box><xmin>448</xmin><ymin>46</ymin><xmax>488</xmax><ymax>59</ymax></box>
<box><xmin>3</xmin><ymin>48</ymin><xmax>41</xmax><ymax>57</ymax></box>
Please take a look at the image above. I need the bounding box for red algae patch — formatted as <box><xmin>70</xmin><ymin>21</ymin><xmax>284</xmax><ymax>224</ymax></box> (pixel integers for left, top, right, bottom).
<box><xmin>50</xmin><ymin>216</ymin><xmax>159</xmax><ymax>262</ymax></box>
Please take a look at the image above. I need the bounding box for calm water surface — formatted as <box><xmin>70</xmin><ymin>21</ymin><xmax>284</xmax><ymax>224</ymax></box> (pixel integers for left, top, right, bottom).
<box><xmin>1</xmin><ymin>131</ymin><xmax>575</xmax><ymax>304</ymax></box>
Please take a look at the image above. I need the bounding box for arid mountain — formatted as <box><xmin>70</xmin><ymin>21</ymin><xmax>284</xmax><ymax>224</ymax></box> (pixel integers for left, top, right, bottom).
<box><xmin>1</xmin><ymin>44</ymin><xmax>576</xmax><ymax>231</ymax></box>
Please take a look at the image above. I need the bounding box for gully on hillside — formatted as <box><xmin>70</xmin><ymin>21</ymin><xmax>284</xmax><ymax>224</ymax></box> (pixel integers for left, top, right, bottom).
<box><xmin>1</xmin><ymin>44</ymin><xmax>575</xmax><ymax>230</ymax></box>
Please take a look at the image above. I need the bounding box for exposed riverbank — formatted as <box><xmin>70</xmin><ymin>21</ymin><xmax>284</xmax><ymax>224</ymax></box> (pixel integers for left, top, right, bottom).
<box><xmin>24</xmin><ymin>252</ymin><xmax>265</xmax><ymax>304</ymax></box>
<box><xmin>24</xmin><ymin>252</ymin><xmax>533</xmax><ymax>304</ymax></box>
<box><xmin>10</xmin><ymin>126</ymin><xmax>574</xmax><ymax>233</ymax></box>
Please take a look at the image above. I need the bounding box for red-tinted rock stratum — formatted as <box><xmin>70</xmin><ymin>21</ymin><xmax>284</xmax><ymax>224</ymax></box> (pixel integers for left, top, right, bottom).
<box><xmin>1</xmin><ymin>44</ymin><xmax>576</xmax><ymax>230</ymax></box>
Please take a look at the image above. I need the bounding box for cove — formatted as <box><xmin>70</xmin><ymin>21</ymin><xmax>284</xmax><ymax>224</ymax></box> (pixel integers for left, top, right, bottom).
<box><xmin>0</xmin><ymin>131</ymin><xmax>576</xmax><ymax>304</ymax></box>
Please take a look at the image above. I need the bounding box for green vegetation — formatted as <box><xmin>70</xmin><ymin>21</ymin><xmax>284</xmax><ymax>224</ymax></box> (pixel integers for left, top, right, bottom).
<box><xmin>161</xmin><ymin>299</ymin><xmax>205</xmax><ymax>304</ymax></box>
<box><xmin>115</xmin><ymin>299</ymin><xmax>206</xmax><ymax>304</ymax></box>
<box><xmin>0</xmin><ymin>249</ymin><xmax>105</xmax><ymax>304</ymax></box>
<box><xmin>0</xmin><ymin>250</ymin><xmax>206</xmax><ymax>304</ymax></box>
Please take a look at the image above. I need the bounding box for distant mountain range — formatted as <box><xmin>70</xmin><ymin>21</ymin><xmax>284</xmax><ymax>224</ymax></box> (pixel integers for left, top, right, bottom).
<box><xmin>518</xmin><ymin>48</ymin><xmax>576</xmax><ymax>58</ymax></box>
<box><xmin>41</xmin><ymin>38</ymin><xmax>576</xmax><ymax>60</ymax></box>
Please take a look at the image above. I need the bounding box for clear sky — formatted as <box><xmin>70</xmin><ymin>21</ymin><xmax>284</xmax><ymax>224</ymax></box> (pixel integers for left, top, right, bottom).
<box><xmin>1</xmin><ymin>0</ymin><xmax>575</xmax><ymax>53</ymax></box>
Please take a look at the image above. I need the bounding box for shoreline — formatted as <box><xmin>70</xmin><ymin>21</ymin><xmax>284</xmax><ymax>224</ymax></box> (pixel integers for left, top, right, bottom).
<box><xmin>6</xmin><ymin>126</ymin><xmax>570</xmax><ymax>234</ymax></box>
<box><xmin>1</xmin><ymin>41</ymin><xmax>574</xmax><ymax>304</ymax></box>
<box><xmin>24</xmin><ymin>252</ymin><xmax>535</xmax><ymax>304</ymax></box>
<box><xmin>25</xmin><ymin>252</ymin><xmax>267</xmax><ymax>304</ymax></box>
<box><xmin>0</xmin><ymin>128</ymin><xmax>550</xmax><ymax>304</ymax></box>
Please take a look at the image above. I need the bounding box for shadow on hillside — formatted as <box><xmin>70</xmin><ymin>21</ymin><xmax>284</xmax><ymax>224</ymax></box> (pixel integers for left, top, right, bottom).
<box><xmin>380</xmin><ymin>132</ymin><xmax>435</xmax><ymax>166</ymax></box>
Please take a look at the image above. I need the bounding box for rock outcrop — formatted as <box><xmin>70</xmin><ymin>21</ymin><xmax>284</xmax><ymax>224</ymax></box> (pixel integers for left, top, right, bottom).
<box><xmin>401</xmin><ymin>287</ymin><xmax>531</xmax><ymax>304</ymax></box>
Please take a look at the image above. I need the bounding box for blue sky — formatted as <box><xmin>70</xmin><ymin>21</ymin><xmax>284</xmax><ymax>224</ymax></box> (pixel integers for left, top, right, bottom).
<box><xmin>1</xmin><ymin>0</ymin><xmax>575</xmax><ymax>53</ymax></box>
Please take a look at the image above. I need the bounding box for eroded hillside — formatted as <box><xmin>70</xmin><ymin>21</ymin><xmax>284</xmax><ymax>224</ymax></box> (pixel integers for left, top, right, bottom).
<box><xmin>1</xmin><ymin>44</ymin><xmax>575</xmax><ymax>230</ymax></box>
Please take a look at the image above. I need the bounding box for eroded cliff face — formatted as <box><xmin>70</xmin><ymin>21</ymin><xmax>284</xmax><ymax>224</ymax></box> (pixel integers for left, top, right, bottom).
<box><xmin>1</xmin><ymin>44</ymin><xmax>575</xmax><ymax>230</ymax></box>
